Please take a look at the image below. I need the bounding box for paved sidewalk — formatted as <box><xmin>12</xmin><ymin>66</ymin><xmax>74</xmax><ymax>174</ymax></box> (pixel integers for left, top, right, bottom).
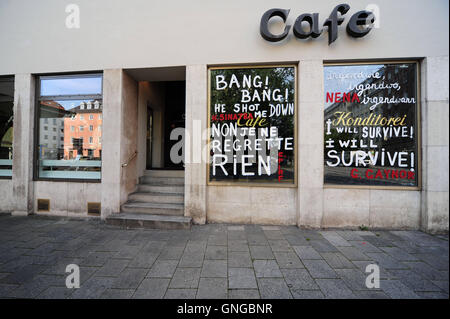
<box><xmin>0</xmin><ymin>214</ymin><xmax>448</xmax><ymax>299</ymax></box>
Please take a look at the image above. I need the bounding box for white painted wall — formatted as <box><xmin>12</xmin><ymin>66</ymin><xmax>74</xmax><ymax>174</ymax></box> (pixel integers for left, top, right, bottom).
<box><xmin>0</xmin><ymin>0</ymin><xmax>448</xmax><ymax>75</ymax></box>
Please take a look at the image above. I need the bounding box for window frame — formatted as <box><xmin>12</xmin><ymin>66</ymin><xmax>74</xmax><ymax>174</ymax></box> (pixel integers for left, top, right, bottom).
<box><xmin>206</xmin><ymin>64</ymin><xmax>298</xmax><ymax>188</ymax></box>
<box><xmin>322</xmin><ymin>60</ymin><xmax>421</xmax><ymax>191</ymax></box>
<box><xmin>33</xmin><ymin>72</ymin><xmax>103</xmax><ymax>183</ymax></box>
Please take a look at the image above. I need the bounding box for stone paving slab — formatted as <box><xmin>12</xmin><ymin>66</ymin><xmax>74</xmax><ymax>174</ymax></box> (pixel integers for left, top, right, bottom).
<box><xmin>0</xmin><ymin>215</ymin><xmax>448</xmax><ymax>299</ymax></box>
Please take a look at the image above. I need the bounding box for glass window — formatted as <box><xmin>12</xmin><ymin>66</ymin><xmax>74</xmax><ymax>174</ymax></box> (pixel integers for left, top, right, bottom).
<box><xmin>40</xmin><ymin>75</ymin><xmax>102</xmax><ymax>96</ymax></box>
<box><xmin>208</xmin><ymin>66</ymin><xmax>296</xmax><ymax>185</ymax></box>
<box><xmin>324</xmin><ymin>62</ymin><xmax>419</xmax><ymax>187</ymax></box>
<box><xmin>36</xmin><ymin>74</ymin><xmax>103</xmax><ymax>180</ymax></box>
<box><xmin>0</xmin><ymin>76</ymin><xmax>14</xmax><ymax>178</ymax></box>
<box><xmin>89</xmin><ymin>125</ymin><xmax>93</xmax><ymax>131</ymax></box>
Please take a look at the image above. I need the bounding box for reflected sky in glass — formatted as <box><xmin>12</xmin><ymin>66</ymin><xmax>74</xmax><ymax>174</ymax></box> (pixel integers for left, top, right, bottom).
<box><xmin>324</xmin><ymin>65</ymin><xmax>382</xmax><ymax>108</ymax></box>
<box><xmin>40</xmin><ymin>76</ymin><xmax>102</xmax><ymax>96</ymax></box>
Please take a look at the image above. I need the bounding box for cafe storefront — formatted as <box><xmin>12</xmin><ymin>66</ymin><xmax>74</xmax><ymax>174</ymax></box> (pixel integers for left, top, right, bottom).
<box><xmin>0</xmin><ymin>0</ymin><xmax>448</xmax><ymax>233</ymax></box>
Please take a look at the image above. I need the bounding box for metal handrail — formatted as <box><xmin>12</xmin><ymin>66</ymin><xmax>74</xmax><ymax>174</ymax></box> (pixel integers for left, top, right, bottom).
<box><xmin>121</xmin><ymin>151</ymin><xmax>138</xmax><ymax>167</ymax></box>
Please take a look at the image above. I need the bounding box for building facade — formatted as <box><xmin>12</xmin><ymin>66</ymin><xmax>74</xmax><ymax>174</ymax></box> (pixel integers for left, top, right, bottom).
<box><xmin>0</xmin><ymin>0</ymin><xmax>448</xmax><ymax>233</ymax></box>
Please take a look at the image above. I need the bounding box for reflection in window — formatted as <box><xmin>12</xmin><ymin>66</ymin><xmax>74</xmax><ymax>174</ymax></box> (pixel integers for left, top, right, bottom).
<box><xmin>323</xmin><ymin>63</ymin><xmax>418</xmax><ymax>187</ymax></box>
<box><xmin>37</xmin><ymin>74</ymin><xmax>103</xmax><ymax>180</ymax></box>
<box><xmin>0</xmin><ymin>76</ymin><xmax>14</xmax><ymax>178</ymax></box>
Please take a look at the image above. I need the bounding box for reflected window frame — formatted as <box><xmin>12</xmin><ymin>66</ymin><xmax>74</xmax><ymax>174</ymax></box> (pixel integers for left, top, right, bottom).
<box><xmin>34</xmin><ymin>72</ymin><xmax>103</xmax><ymax>183</ymax></box>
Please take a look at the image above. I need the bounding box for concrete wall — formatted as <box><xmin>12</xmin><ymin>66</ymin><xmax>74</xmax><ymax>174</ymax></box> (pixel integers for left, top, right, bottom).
<box><xmin>34</xmin><ymin>181</ymin><xmax>101</xmax><ymax>217</ymax></box>
<box><xmin>421</xmin><ymin>56</ymin><xmax>449</xmax><ymax>233</ymax></box>
<box><xmin>0</xmin><ymin>180</ymin><xmax>13</xmax><ymax>212</ymax></box>
<box><xmin>120</xmin><ymin>71</ymin><xmax>138</xmax><ymax>204</ymax></box>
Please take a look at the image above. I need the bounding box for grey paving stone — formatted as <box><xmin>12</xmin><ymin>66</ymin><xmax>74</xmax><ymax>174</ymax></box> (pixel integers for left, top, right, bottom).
<box><xmin>268</xmin><ymin>240</ymin><xmax>292</xmax><ymax>252</ymax></box>
<box><xmin>228</xmin><ymin>289</ymin><xmax>260</xmax><ymax>299</ymax></box>
<box><xmin>361</xmin><ymin>235</ymin><xmax>393</xmax><ymax>247</ymax></box>
<box><xmin>319</xmin><ymin>231</ymin><xmax>352</xmax><ymax>247</ymax></box>
<box><xmin>321</xmin><ymin>252</ymin><xmax>354</xmax><ymax>269</ymax></box>
<box><xmin>337</xmin><ymin>246</ymin><xmax>371</xmax><ymax>261</ymax></box>
<box><xmin>258</xmin><ymin>278</ymin><xmax>292</xmax><ymax>299</ymax></box>
<box><xmin>247</xmin><ymin>234</ymin><xmax>269</xmax><ymax>246</ymax></box>
<box><xmin>415</xmin><ymin>253</ymin><xmax>450</xmax><ymax>270</ymax></box>
<box><xmin>335</xmin><ymin>231</ymin><xmax>364</xmax><ymax>241</ymax></box>
<box><xmin>70</xmin><ymin>276</ymin><xmax>115</xmax><ymax>299</ymax></box>
<box><xmin>38</xmin><ymin>286</ymin><xmax>74</xmax><ymax>299</ymax></box>
<box><xmin>0</xmin><ymin>284</ymin><xmax>19</xmax><ymax>298</ymax></box>
<box><xmin>228</xmin><ymin>251</ymin><xmax>252</xmax><ymax>268</ymax></box>
<box><xmin>310</xmin><ymin>240</ymin><xmax>339</xmax><ymax>253</ymax></box>
<box><xmin>404</xmin><ymin>261</ymin><xmax>449</xmax><ymax>281</ymax></box>
<box><xmin>263</xmin><ymin>230</ymin><xmax>285</xmax><ymax>240</ymax></box>
<box><xmin>133</xmin><ymin>278</ymin><xmax>170</xmax><ymax>299</ymax></box>
<box><xmin>273</xmin><ymin>251</ymin><xmax>304</xmax><ymax>269</ymax></box>
<box><xmin>388</xmin><ymin>269</ymin><xmax>442</xmax><ymax>292</ymax></box>
<box><xmin>315</xmin><ymin>279</ymin><xmax>356</xmax><ymax>299</ymax></box>
<box><xmin>302</xmin><ymin>260</ymin><xmax>338</xmax><ymax>279</ymax></box>
<box><xmin>228</xmin><ymin>268</ymin><xmax>257</xmax><ymax>289</ymax></box>
<box><xmin>431</xmin><ymin>280</ymin><xmax>449</xmax><ymax>294</ymax></box>
<box><xmin>281</xmin><ymin>268</ymin><xmax>319</xmax><ymax>291</ymax></box>
<box><xmin>80</xmin><ymin>251</ymin><xmax>116</xmax><ymax>267</ymax></box>
<box><xmin>366</xmin><ymin>252</ymin><xmax>409</xmax><ymax>269</ymax></box>
<box><xmin>158</xmin><ymin>246</ymin><xmax>185</xmax><ymax>260</ymax></box>
<box><xmin>196</xmin><ymin>278</ymin><xmax>227</xmax><ymax>299</ymax></box>
<box><xmin>354</xmin><ymin>290</ymin><xmax>390</xmax><ymax>299</ymax></box>
<box><xmin>228</xmin><ymin>230</ymin><xmax>246</xmax><ymax>240</ymax></box>
<box><xmin>228</xmin><ymin>240</ymin><xmax>249</xmax><ymax>252</ymax></box>
<box><xmin>352</xmin><ymin>261</ymin><xmax>397</xmax><ymax>280</ymax></box>
<box><xmin>95</xmin><ymin>259</ymin><xmax>129</xmax><ymax>277</ymax></box>
<box><xmin>201</xmin><ymin>260</ymin><xmax>227</xmax><ymax>278</ymax></box>
<box><xmin>291</xmin><ymin>289</ymin><xmax>325</xmax><ymax>299</ymax></box>
<box><xmin>114</xmin><ymin>245</ymin><xmax>144</xmax><ymax>259</ymax></box>
<box><xmin>100</xmin><ymin>288</ymin><xmax>134</xmax><ymax>299</ymax></box>
<box><xmin>253</xmin><ymin>260</ymin><xmax>283</xmax><ymax>278</ymax></box>
<box><xmin>292</xmin><ymin>246</ymin><xmax>322</xmax><ymax>260</ymax></box>
<box><xmin>111</xmin><ymin>268</ymin><xmax>148</xmax><ymax>289</ymax></box>
<box><xmin>380</xmin><ymin>279</ymin><xmax>421</xmax><ymax>299</ymax></box>
<box><xmin>380</xmin><ymin>247</ymin><xmax>419</xmax><ymax>261</ymax></box>
<box><xmin>179</xmin><ymin>251</ymin><xmax>204</xmax><ymax>267</ymax></box>
<box><xmin>7</xmin><ymin>274</ymin><xmax>64</xmax><ymax>298</ymax></box>
<box><xmin>205</xmin><ymin>245</ymin><xmax>227</xmax><ymax>260</ymax></box>
<box><xmin>349</xmin><ymin>240</ymin><xmax>382</xmax><ymax>253</ymax></box>
<box><xmin>335</xmin><ymin>268</ymin><xmax>375</xmax><ymax>291</ymax></box>
<box><xmin>170</xmin><ymin>268</ymin><xmax>201</xmax><ymax>288</ymax></box>
<box><xmin>416</xmin><ymin>291</ymin><xmax>449</xmax><ymax>299</ymax></box>
<box><xmin>207</xmin><ymin>235</ymin><xmax>228</xmax><ymax>246</ymax></box>
<box><xmin>147</xmin><ymin>260</ymin><xmax>178</xmax><ymax>278</ymax></box>
<box><xmin>164</xmin><ymin>288</ymin><xmax>197</xmax><ymax>299</ymax></box>
<box><xmin>0</xmin><ymin>264</ymin><xmax>45</xmax><ymax>284</ymax></box>
<box><xmin>249</xmin><ymin>245</ymin><xmax>274</xmax><ymax>260</ymax></box>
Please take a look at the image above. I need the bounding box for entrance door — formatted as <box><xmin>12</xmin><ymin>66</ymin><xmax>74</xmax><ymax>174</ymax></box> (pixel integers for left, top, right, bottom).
<box><xmin>146</xmin><ymin>105</ymin><xmax>153</xmax><ymax>169</ymax></box>
<box><xmin>163</xmin><ymin>81</ymin><xmax>185</xmax><ymax>169</ymax></box>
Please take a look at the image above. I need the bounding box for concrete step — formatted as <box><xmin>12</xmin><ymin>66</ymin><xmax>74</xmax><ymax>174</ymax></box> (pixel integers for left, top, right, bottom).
<box><xmin>139</xmin><ymin>176</ymin><xmax>184</xmax><ymax>185</ymax></box>
<box><xmin>128</xmin><ymin>192</ymin><xmax>184</xmax><ymax>204</ymax></box>
<box><xmin>121</xmin><ymin>201</ymin><xmax>184</xmax><ymax>216</ymax></box>
<box><xmin>137</xmin><ymin>184</ymin><xmax>184</xmax><ymax>194</ymax></box>
<box><xmin>106</xmin><ymin>212</ymin><xmax>191</xmax><ymax>230</ymax></box>
<box><xmin>144</xmin><ymin>170</ymin><xmax>184</xmax><ymax>178</ymax></box>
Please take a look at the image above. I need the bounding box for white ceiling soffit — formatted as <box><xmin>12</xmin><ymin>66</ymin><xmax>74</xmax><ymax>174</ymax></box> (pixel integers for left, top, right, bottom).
<box><xmin>125</xmin><ymin>66</ymin><xmax>186</xmax><ymax>82</ymax></box>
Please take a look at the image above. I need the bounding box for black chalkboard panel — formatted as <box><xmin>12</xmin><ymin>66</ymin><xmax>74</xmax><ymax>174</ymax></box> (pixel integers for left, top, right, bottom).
<box><xmin>324</xmin><ymin>62</ymin><xmax>419</xmax><ymax>187</ymax></box>
<box><xmin>208</xmin><ymin>66</ymin><xmax>296</xmax><ymax>185</ymax></box>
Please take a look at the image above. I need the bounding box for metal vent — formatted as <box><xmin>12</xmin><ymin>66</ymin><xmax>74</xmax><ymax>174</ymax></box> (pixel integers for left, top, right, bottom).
<box><xmin>37</xmin><ymin>199</ymin><xmax>50</xmax><ymax>211</ymax></box>
<box><xmin>87</xmin><ymin>202</ymin><xmax>101</xmax><ymax>216</ymax></box>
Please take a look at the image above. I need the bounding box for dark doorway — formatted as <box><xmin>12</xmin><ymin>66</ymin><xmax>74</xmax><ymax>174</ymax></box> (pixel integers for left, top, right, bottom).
<box><xmin>146</xmin><ymin>105</ymin><xmax>153</xmax><ymax>169</ymax></box>
<box><xmin>163</xmin><ymin>81</ymin><xmax>185</xmax><ymax>169</ymax></box>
